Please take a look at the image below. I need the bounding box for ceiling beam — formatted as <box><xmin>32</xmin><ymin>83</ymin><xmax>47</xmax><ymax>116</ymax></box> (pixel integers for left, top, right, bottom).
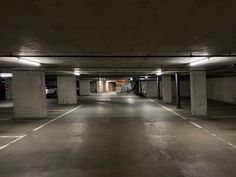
<box><xmin>1</xmin><ymin>53</ymin><xmax>236</xmax><ymax>58</ymax></box>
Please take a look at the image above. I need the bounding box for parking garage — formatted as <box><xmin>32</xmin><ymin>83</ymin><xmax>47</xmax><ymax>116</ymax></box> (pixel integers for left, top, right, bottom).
<box><xmin>0</xmin><ymin>1</ymin><xmax>236</xmax><ymax>177</ymax></box>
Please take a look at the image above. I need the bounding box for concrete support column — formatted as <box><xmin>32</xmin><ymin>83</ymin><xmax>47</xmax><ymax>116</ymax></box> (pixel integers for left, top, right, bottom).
<box><xmin>136</xmin><ymin>81</ymin><xmax>139</xmax><ymax>94</ymax></box>
<box><xmin>12</xmin><ymin>70</ymin><xmax>47</xmax><ymax>118</ymax></box>
<box><xmin>97</xmin><ymin>78</ymin><xmax>105</xmax><ymax>93</ymax></box>
<box><xmin>79</xmin><ymin>80</ymin><xmax>90</xmax><ymax>96</ymax></box>
<box><xmin>5</xmin><ymin>78</ymin><xmax>13</xmax><ymax>100</ymax></box>
<box><xmin>162</xmin><ymin>75</ymin><xmax>172</xmax><ymax>103</ymax></box>
<box><xmin>156</xmin><ymin>77</ymin><xmax>161</xmax><ymax>100</ymax></box>
<box><xmin>139</xmin><ymin>81</ymin><xmax>143</xmax><ymax>96</ymax></box>
<box><xmin>146</xmin><ymin>81</ymin><xmax>157</xmax><ymax>97</ymax></box>
<box><xmin>190</xmin><ymin>71</ymin><xmax>207</xmax><ymax>116</ymax></box>
<box><xmin>105</xmin><ymin>81</ymin><xmax>109</xmax><ymax>92</ymax></box>
<box><xmin>57</xmin><ymin>76</ymin><xmax>77</xmax><ymax>104</ymax></box>
<box><xmin>175</xmin><ymin>73</ymin><xmax>181</xmax><ymax>108</ymax></box>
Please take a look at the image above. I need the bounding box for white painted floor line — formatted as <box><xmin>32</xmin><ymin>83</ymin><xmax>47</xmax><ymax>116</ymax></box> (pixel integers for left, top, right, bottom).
<box><xmin>0</xmin><ymin>136</ymin><xmax>22</xmax><ymax>138</ymax></box>
<box><xmin>189</xmin><ymin>121</ymin><xmax>202</xmax><ymax>129</ymax></box>
<box><xmin>148</xmin><ymin>98</ymin><xmax>236</xmax><ymax>149</ymax></box>
<box><xmin>48</xmin><ymin>109</ymin><xmax>70</xmax><ymax>112</ymax></box>
<box><xmin>0</xmin><ymin>104</ymin><xmax>83</xmax><ymax>151</ymax></box>
<box><xmin>0</xmin><ymin>134</ymin><xmax>27</xmax><ymax>151</ymax></box>
<box><xmin>33</xmin><ymin>104</ymin><xmax>83</xmax><ymax>132</ymax></box>
<box><xmin>148</xmin><ymin>99</ymin><xmax>187</xmax><ymax>121</ymax></box>
<box><xmin>207</xmin><ymin>130</ymin><xmax>236</xmax><ymax>149</ymax></box>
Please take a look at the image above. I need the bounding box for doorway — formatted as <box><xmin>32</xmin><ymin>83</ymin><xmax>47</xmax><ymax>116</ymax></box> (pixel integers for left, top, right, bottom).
<box><xmin>108</xmin><ymin>82</ymin><xmax>116</xmax><ymax>91</ymax></box>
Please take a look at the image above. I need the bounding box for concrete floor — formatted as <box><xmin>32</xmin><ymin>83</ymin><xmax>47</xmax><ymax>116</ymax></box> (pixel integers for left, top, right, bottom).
<box><xmin>0</xmin><ymin>94</ymin><xmax>236</xmax><ymax>177</ymax></box>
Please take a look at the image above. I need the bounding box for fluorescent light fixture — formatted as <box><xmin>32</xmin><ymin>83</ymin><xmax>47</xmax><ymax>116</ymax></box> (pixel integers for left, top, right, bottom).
<box><xmin>19</xmin><ymin>58</ymin><xmax>40</xmax><ymax>66</ymax></box>
<box><xmin>0</xmin><ymin>73</ymin><xmax>12</xmax><ymax>78</ymax></box>
<box><xmin>74</xmin><ymin>71</ymin><xmax>80</xmax><ymax>76</ymax></box>
<box><xmin>189</xmin><ymin>58</ymin><xmax>209</xmax><ymax>66</ymax></box>
<box><xmin>145</xmin><ymin>76</ymin><xmax>148</xmax><ymax>79</ymax></box>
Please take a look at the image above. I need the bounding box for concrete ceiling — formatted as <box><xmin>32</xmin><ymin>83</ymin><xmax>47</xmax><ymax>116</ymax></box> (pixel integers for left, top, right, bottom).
<box><xmin>0</xmin><ymin>0</ymin><xmax>236</xmax><ymax>76</ymax></box>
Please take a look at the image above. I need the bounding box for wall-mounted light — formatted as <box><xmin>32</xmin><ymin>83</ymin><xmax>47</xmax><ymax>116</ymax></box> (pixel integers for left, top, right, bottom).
<box><xmin>145</xmin><ymin>76</ymin><xmax>148</xmax><ymax>79</ymax></box>
<box><xmin>19</xmin><ymin>58</ymin><xmax>40</xmax><ymax>66</ymax></box>
<box><xmin>189</xmin><ymin>57</ymin><xmax>209</xmax><ymax>67</ymax></box>
<box><xmin>156</xmin><ymin>72</ymin><xmax>162</xmax><ymax>76</ymax></box>
<box><xmin>130</xmin><ymin>77</ymin><xmax>133</xmax><ymax>81</ymax></box>
<box><xmin>0</xmin><ymin>73</ymin><xmax>13</xmax><ymax>78</ymax></box>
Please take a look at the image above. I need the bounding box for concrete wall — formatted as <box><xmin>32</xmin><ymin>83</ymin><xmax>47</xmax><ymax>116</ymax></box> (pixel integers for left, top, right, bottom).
<box><xmin>5</xmin><ymin>78</ymin><xmax>12</xmax><ymax>100</ymax></box>
<box><xmin>141</xmin><ymin>76</ymin><xmax>236</xmax><ymax>105</ymax></box>
<box><xmin>90</xmin><ymin>81</ymin><xmax>97</xmax><ymax>93</ymax></box>
<box><xmin>140</xmin><ymin>76</ymin><xmax>236</xmax><ymax>105</ymax></box>
<box><xmin>207</xmin><ymin>77</ymin><xmax>236</xmax><ymax>104</ymax></box>
<box><xmin>142</xmin><ymin>81</ymin><xmax>158</xmax><ymax>97</ymax></box>
<box><xmin>79</xmin><ymin>80</ymin><xmax>90</xmax><ymax>96</ymax></box>
<box><xmin>141</xmin><ymin>80</ymin><xmax>190</xmax><ymax>98</ymax></box>
<box><xmin>172</xmin><ymin>80</ymin><xmax>190</xmax><ymax>98</ymax></box>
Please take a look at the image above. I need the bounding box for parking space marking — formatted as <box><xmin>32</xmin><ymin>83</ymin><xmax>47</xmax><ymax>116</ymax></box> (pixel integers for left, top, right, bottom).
<box><xmin>0</xmin><ymin>135</ymin><xmax>27</xmax><ymax>150</ymax></box>
<box><xmin>0</xmin><ymin>104</ymin><xmax>83</xmax><ymax>151</ymax></box>
<box><xmin>0</xmin><ymin>119</ymin><xmax>11</xmax><ymax>121</ymax></box>
<box><xmin>148</xmin><ymin>98</ymin><xmax>236</xmax><ymax>149</ymax></box>
<box><xmin>189</xmin><ymin>121</ymin><xmax>202</xmax><ymax>129</ymax></box>
<box><xmin>33</xmin><ymin>104</ymin><xmax>83</xmax><ymax>132</ymax></box>
<box><xmin>0</xmin><ymin>136</ymin><xmax>23</xmax><ymax>138</ymax></box>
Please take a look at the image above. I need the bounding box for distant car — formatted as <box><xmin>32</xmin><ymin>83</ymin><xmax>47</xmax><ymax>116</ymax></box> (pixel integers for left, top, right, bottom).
<box><xmin>45</xmin><ymin>86</ymin><xmax>57</xmax><ymax>98</ymax></box>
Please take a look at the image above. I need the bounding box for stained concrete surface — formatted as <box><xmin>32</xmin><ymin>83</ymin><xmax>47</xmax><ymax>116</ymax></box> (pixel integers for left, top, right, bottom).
<box><xmin>0</xmin><ymin>94</ymin><xmax>235</xmax><ymax>177</ymax></box>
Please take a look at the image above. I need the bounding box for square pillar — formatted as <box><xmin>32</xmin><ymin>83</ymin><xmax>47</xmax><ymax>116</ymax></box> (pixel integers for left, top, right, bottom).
<box><xmin>139</xmin><ymin>81</ymin><xmax>143</xmax><ymax>96</ymax></box>
<box><xmin>190</xmin><ymin>71</ymin><xmax>207</xmax><ymax>116</ymax></box>
<box><xmin>97</xmin><ymin>78</ymin><xmax>105</xmax><ymax>93</ymax></box>
<box><xmin>105</xmin><ymin>81</ymin><xmax>109</xmax><ymax>92</ymax></box>
<box><xmin>146</xmin><ymin>81</ymin><xmax>157</xmax><ymax>97</ymax></box>
<box><xmin>5</xmin><ymin>78</ymin><xmax>13</xmax><ymax>100</ymax></box>
<box><xmin>57</xmin><ymin>76</ymin><xmax>77</xmax><ymax>104</ymax></box>
<box><xmin>162</xmin><ymin>75</ymin><xmax>172</xmax><ymax>103</ymax></box>
<box><xmin>156</xmin><ymin>77</ymin><xmax>161</xmax><ymax>100</ymax></box>
<box><xmin>12</xmin><ymin>70</ymin><xmax>47</xmax><ymax>118</ymax></box>
<box><xmin>79</xmin><ymin>80</ymin><xmax>90</xmax><ymax>96</ymax></box>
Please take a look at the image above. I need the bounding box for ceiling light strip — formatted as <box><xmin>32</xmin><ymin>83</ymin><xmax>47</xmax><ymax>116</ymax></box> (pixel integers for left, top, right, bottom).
<box><xmin>189</xmin><ymin>58</ymin><xmax>209</xmax><ymax>66</ymax></box>
<box><xmin>19</xmin><ymin>58</ymin><xmax>40</xmax><ymax>66</ymax></box>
